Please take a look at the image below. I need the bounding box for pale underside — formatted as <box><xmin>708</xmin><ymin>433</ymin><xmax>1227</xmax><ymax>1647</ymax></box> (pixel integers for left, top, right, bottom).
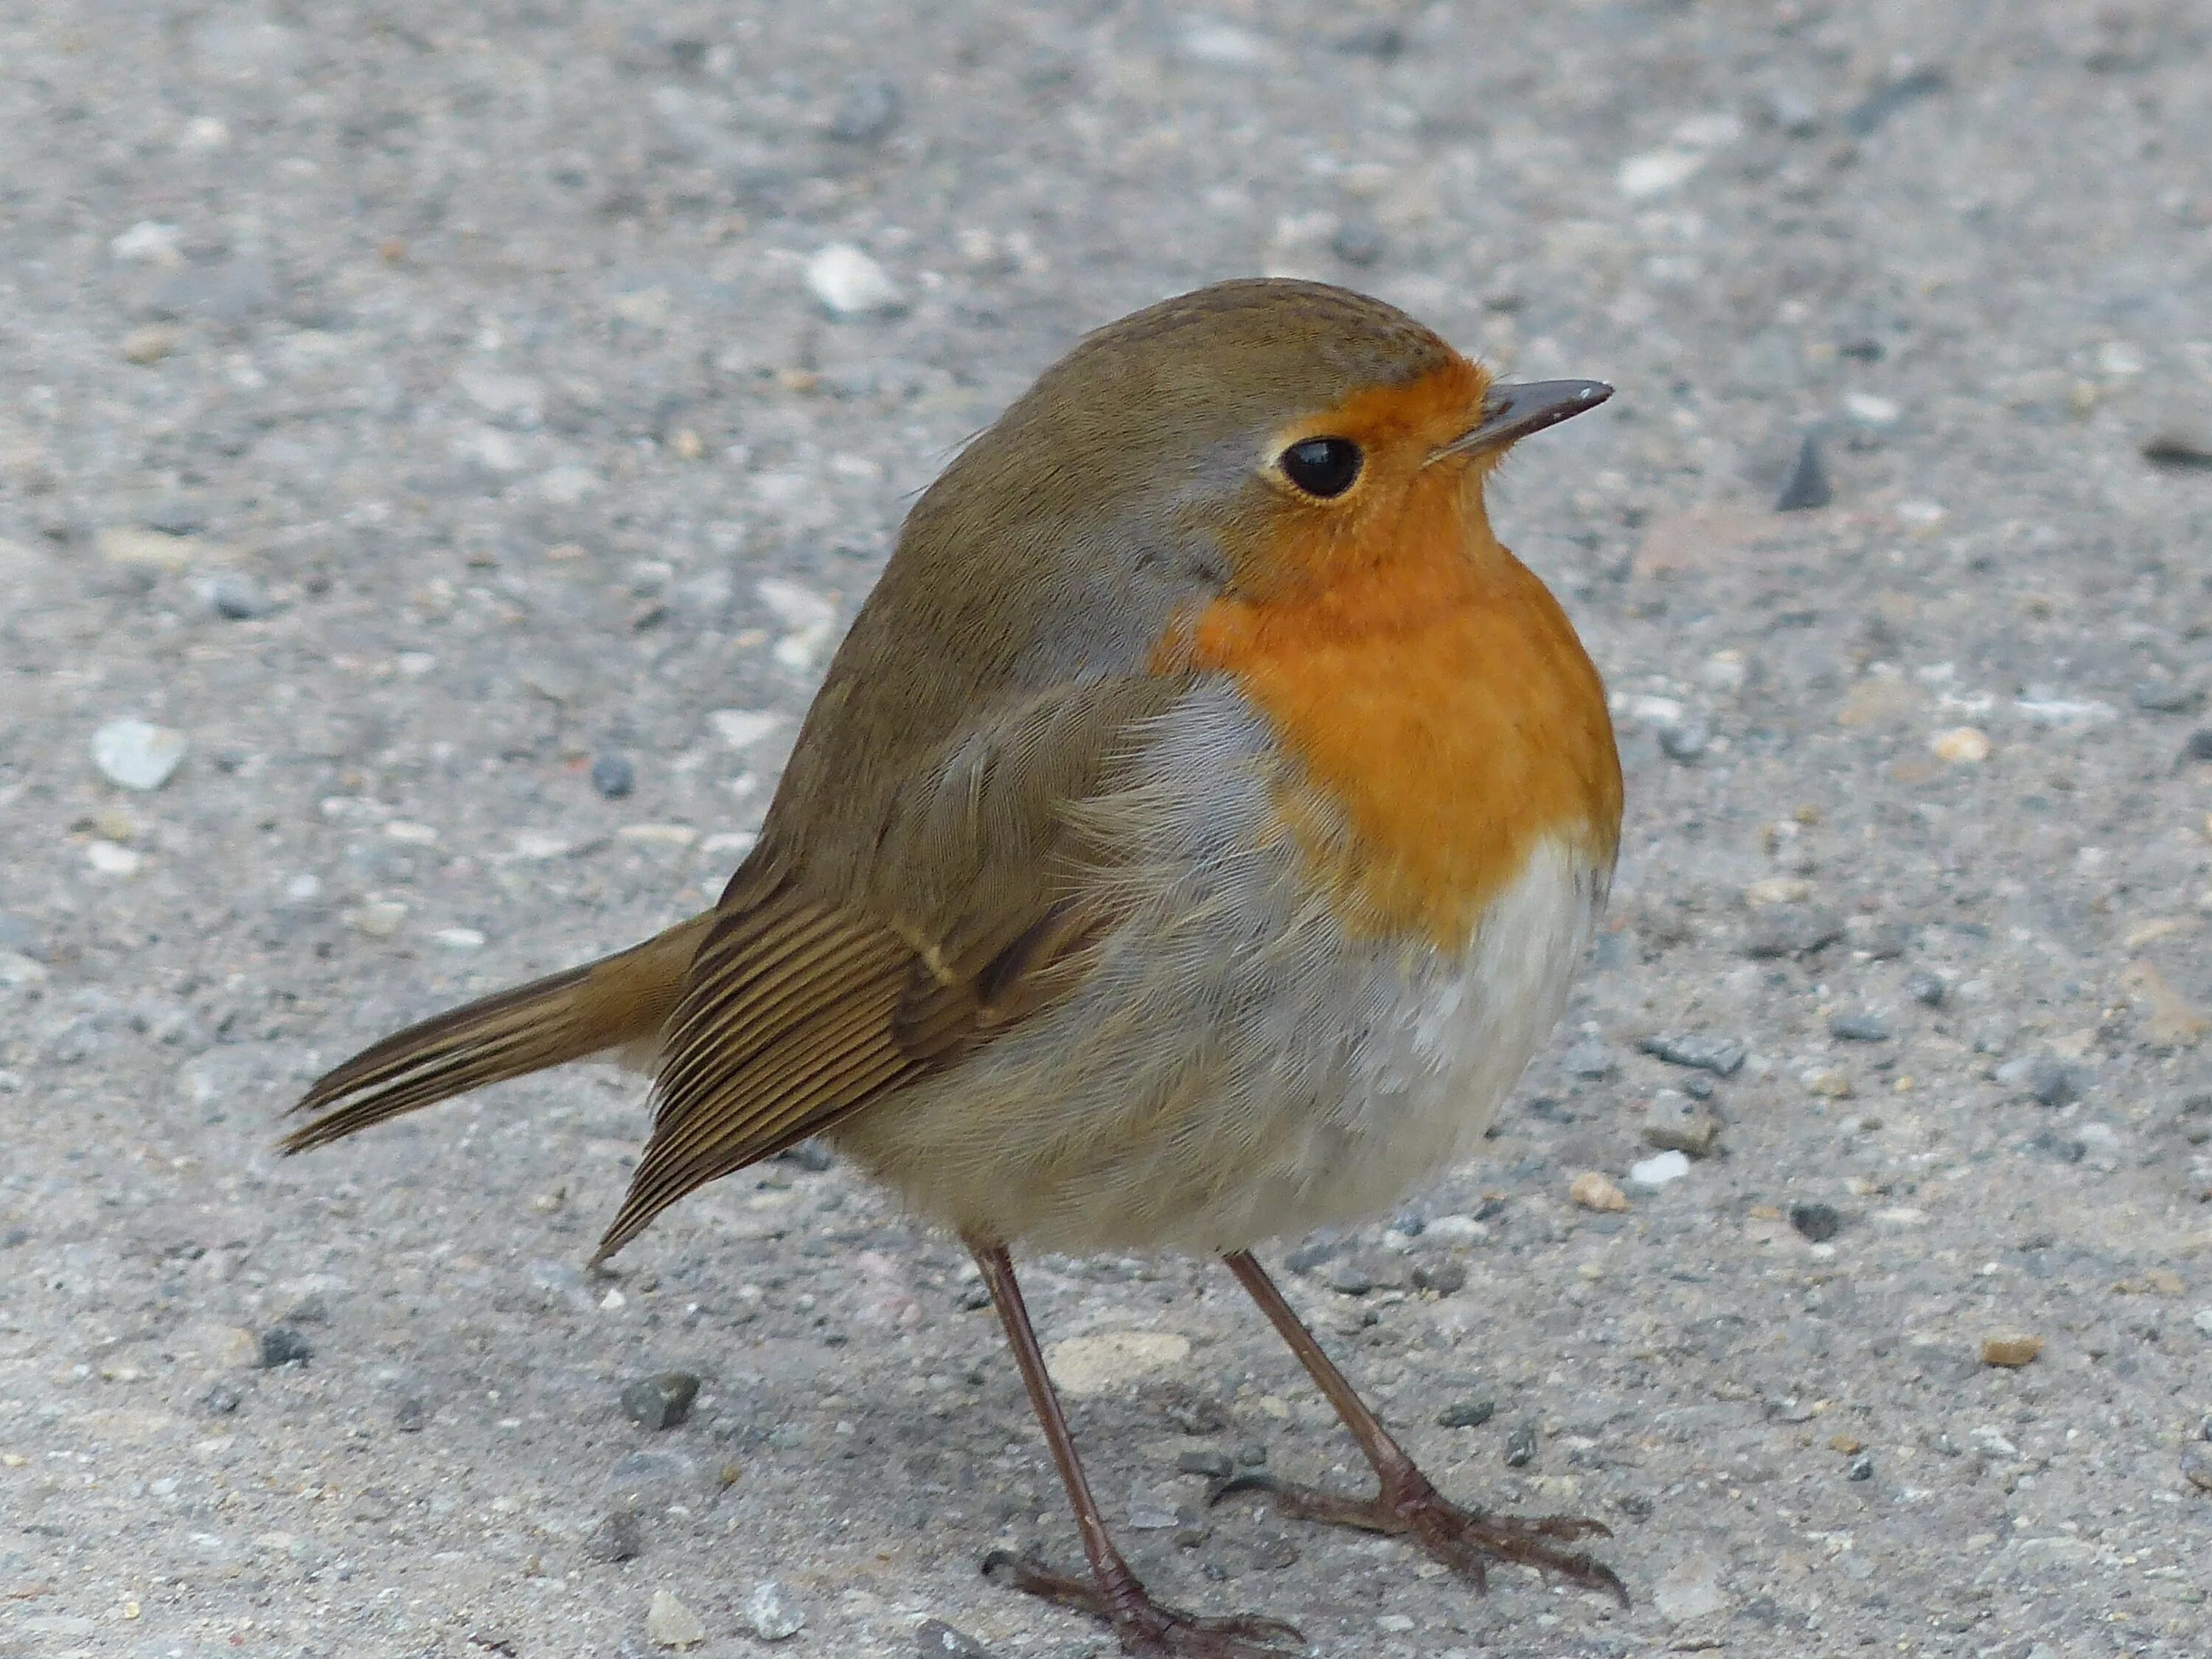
<box><xmin>822</xmin><ymin>681</ymin><xmax>1608</xmax><ymax>1253</ymax></box>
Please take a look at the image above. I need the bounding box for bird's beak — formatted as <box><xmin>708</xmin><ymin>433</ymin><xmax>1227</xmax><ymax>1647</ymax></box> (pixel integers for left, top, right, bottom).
<box><xmin>1431</xmin><ymin>379</ymin><xmax>1613</xmax><ymax>463</ymax></box>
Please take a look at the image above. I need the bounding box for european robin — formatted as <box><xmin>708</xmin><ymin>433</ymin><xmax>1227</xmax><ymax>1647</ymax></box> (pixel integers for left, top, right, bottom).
<box><xmin>288</xmin><ymin>278</ymin><xmax>1624</xmax><ymax>1654</ymax></box>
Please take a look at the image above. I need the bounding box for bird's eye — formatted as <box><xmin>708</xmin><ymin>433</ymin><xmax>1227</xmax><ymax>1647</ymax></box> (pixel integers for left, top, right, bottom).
<box><xmin>1278</xmin><ymin>437</ymin><xmax>1363</xmax><ymax>499</ymax></box>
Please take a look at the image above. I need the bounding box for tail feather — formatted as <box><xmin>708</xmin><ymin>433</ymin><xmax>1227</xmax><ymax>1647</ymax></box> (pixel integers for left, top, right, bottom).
<box><xmin>281</xmin><ymin>914</ymin><xmax>713</xmax><ymax>1153</ymax></box>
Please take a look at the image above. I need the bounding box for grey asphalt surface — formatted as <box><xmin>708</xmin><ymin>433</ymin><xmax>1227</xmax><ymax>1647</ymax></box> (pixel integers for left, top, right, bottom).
<box><xmin>4</xmin><ymin>3</ymin><xmax>2211</xmax><ymax>1657</ymax></box>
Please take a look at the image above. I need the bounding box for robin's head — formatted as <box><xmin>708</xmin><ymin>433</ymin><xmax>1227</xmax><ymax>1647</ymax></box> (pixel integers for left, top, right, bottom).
<box><xmin>953</xmin><ymin>279</ymin><xmax>1609</xmax><ymax>605</ymax></box>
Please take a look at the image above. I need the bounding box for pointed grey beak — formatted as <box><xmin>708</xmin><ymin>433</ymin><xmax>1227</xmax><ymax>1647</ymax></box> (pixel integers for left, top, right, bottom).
<box><xmin>1433</xmin><ymin>378</ymin><xmax>1613</xmax><ymax>462</ymax></box>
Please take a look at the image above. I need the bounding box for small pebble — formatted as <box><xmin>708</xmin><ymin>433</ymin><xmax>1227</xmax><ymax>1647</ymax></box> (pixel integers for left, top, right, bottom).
<box><xmin>1801</xmin><ymin>1067</ymin><xmax>1854</xmax><ymax>1099</ymax></box>
<box><xmin>2132</xmin><ymin>681</ymin><xmax>2202</xmax><ymax>714</ymax></box>
<box><xmin>392</xmin><ymin>1395</ymin><xmax>426</xmax><ymax>1433</ymax></box>
<box><xmin>1562</xmin><ymin>1037</ymin><xmax>1613</xmax><ymax>1079</ymax></box>
<box><xmin>1177</xmin><ymin>1447</ymin><xmax>1234</xmax><ymax>1479</ymax></box>
<box><xmin>1569</xmin><ymin>1171</ymin><xmax>1630</xmax><ymax>1212</ymax></box>
<box><xmin>1932</xmin><ymin>726</ymin><xmax>1991</xmax><ymax>764</ymax></box>
<box><xmin>1905</xmin><ymin>968</ymin><xmax>1947</xmax><ymax>1006</ymax></box>
<box><xmin>1637</xmin><ymin>1032</ymin><xmax>1747</xmax><ymax>1077</ymax></box>
<box><xmin>1774</xmin><ymin>432</ymin><xmax>1832</xmax><ymax>511</ymax></box>
<box><xmin>1829</xmin><ymin>1011</ymin><xmax>1891</xmax><ymax>1042</ymax></box>
<box><xmin>122</xmin><ymin>324</ymin><xmax>178</xmax><ymax>364</ymax></box>
<box><xmin>1643</xmin><ymin>1089</ymin><xmax>1724</xmax><ymax>1157</ymax></box>
<box><xmin>1857</xmin><ymin>921</ymin><xmax>1912</xmax><ymax>960</ymax></box>
<box><xmin>255</xmin><ymin>1326</ymin><xmax>313</xmax><ymax>1368</ymax></box>
<box><xmin>1846</xmin><ymin>1453</ymin><xmax>1875</xmax><ymax>1481</ymax></box>
<box><xmin>1376</xmin><ymin>1614</ymin><xmax>1416</xmax><ymax>1634</ymax></box>
<box><xmin>827</xmin><ymin>76</ymin><xmax>902</xmax><ymax>144</ymax></box>
<box><xmin>1329</xmin><ymin>220</ymin><xmax>1385</xmax><ymax>266</ymax></box>
<box><xmin>1980</xmin><ymin>1333</ymin><xmax>2042</xmax><ymax>1368</ymax></box>
<box><xmin>2185</xmin><ymin>728</ymin><xmax>2212</xmax><ymax>764</ymax></box>
<box><xmin>621</xmin><ymin>1371</ymin><xmax>702</xmax><ymax>1430</ymax></box>
<box><xmin>1630</xmin><ymin>1150</ymin><xmax>1691</xmax><ymax>1189</ymax></box>
<box><xmin>93</xmin><ymin>718</ymin><xmax>188</xmax><ymax>791</ymax></box>
<box><xmin>1503</xmin><ymin>1419</ymin><xmax>1539</xmax><ymax>1468</ymax></box>
<box><xmin>1326</xmin><ymin>1251</ymin><xmax>1404</xmax><ymax>1295</ymax></box>
<box><xmin>1996</xmin><ymin>1052</ymin><xmax>2076</xmax><ymax>1107</ymax></box>
<box><xmin>1659</xmin><ymin>716</ymin><xmax>1711</xmax><ymax>762</ymax></box>
<box><xmin>201</xmin><ymin>572</ymin><xmax>273</xmax><ymax>619</ymax></box>
<box><xmin>1411</xmin><ymin>1259</ymin><xmax>1467</xmax><ymax>1295</ymax></box>
<box><xmin>1436</xmin><ymin>1397</ymin><xmax>1497</xmax><ymax>1430</ymax></box>
<box><xmin>591</xmin><ymin>753</ymin><xmax>637</xmax><ymax>799</ymax></box>
<box><xmin>1788</xmin><ymin>1202</ymin><xmax>1843</xmax><ymax>1242</ymax></box>
<box><xmin>914</xmin><ymin>1619</ymin><xmax>994</xmax><ymax>1659</ymax></box>
<box><xmin>647</xmin><ymin>1587</ymin><xmax>707</xmax><ymax>1649</ymax></box>
<box><xmin>202</xmin><ymin>1382</ymin><xmax>243</xmax><ymax>1415</ymax></box>
<box><xmin>745</xmin><ymin>1580</ymin><xmax>805</xmax><ymax>1641</ymax></box>
<box><xmin>583</xmin><ymin>1508</ymin><xmax>644</xmax><ymax>1563</ymax></box>
<box><xmin>2192</xmin><ymin>1307</ymin><xmax>2212</xmax><ymax>1338</ymax></box>
<box><xmin>1745</xmin><ymin>905</ymin><xmax>1845</xmax><ymax>959</ymax></box>
<box><xmin>806</xmin><ymin>243</ymin><xmax>905</xmax><ymax>318</ymax></box>
<box><xmin>1234</xmin><ymin>1440</ymin><xmax>1267</xmax><ymax>1467</ymax></box>
<box><xmin>2180</xmin><ymin>1441</ymin><xmax>2212</xmax><ymax>1494</ymax></box>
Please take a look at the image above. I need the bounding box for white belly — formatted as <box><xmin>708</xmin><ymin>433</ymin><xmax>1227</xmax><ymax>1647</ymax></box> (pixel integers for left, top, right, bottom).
<box><xmin>835</xmin><ymin>683</ymin><xmax>1609</xmax><ymax>1254</ymax></box>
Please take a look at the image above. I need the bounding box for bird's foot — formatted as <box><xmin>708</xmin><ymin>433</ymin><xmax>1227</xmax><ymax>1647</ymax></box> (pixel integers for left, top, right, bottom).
<box><xmin>982</xmin><ymin>1549</ymin><xmax>1308</xmax><ymax>1658</ymax></box>
<box><xmin>1209</xmin><ymin>1470</ymin><xmax>1627</xmax><ymax>1607</ymax></box>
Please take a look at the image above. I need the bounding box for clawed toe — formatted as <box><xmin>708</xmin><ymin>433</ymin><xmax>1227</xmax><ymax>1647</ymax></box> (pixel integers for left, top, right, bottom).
<box><xmin>1209</xmin><ymin>1472</ymin><xmax>1627</xmax><ymax>1607</ymax></box>
<box><xmin>983</xmin><ymin>1549</ymin><xmax>1309</xmax><ymax>1657</ymax></box>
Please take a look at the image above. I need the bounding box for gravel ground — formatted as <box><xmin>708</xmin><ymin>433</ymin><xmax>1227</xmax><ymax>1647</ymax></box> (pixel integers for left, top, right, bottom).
<box><xmin>4</xmin><ymin>3</ymin><xmax>2211</xmax><ymax>1656</ymax></box>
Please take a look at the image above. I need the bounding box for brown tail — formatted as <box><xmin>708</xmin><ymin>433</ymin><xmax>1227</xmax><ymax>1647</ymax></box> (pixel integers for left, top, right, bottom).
<box><xmin>280</xmin><ymin>914</ymin><xmax>714</xmax><ymax>1153</ymax></box>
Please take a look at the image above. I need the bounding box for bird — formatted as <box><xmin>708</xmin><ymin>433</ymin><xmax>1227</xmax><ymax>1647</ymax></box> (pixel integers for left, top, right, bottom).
<box><xmin>285</xmin><ymin>277</ymin><xmax>1624</xmax><ymax>1656</ymax></box>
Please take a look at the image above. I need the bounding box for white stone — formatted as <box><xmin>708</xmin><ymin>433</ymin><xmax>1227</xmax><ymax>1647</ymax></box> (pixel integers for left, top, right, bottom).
<box><xmin>110</xmin><ymin>220</ymin><xmax>184</xmax><ymax>265</ymax></box>
<box><xmin>433</xmin><ymin>928</ymin><xmax>485</xmax><ymax>950</ymax></box>
<box><xmin>1045</xmin><ymin>1330</ymin><xmax>1192</xmax><ymax>1398</ymax></box>
<box><xmin>1844</xmin><ymin>392</ymin><xmax>1901</xmax><ymax>425</ymax></box>
<box><xmin>806</xmin><ymin>243</ymin><xmax>905</xmax><ymax>317</ymax></box>
<box><xmin>1630</xmin><ymin>1150</ymin><xmax>1691</xmax><ymax>1189</ymax></box>
<box><xmin>86</xmin><ymin>841</ymin><xmax>143</xmax><ymax>876</ymax></box>
<box><xmin>344</xmin><ymin>901</ymin><xmax>407</xmax><ymax>938</ymax></box>
<box><xmin>94</xmin><ymin>718</ymin><xmax>188</xmax><ymax>790</ymax></box>
<box><xmin>1618</xmin><ymin>148</ymin><xmax>1708</xmax><ymax>198</ymax></box>
<box><xmin>2191</xmin><ymin>1307</ymin><xmax>2212</xmax><ymax>1338</ymax></box>
<box><xmin>647</xmin><ymin>1587</ymin><xmax>707</xmax><ymax>1649</ymax></box>
<box><xmin>509</xmin><ymin>832</ymin><xmax>575</xmax><ymax>860</ymax></box>
<box><xmin>0</xmin><ymin>951</ymin><xmax>48</xmax><ymax>987</ymax></box>
<box><xmin>1654</xmin><ymin>1557</ymin><xmax>1728</xmax><ymax>1621</ymax></box>
<box><xmin>743</xmin><ymin>1580</ymin><xmax>804</xmax><ymax>1641</ymax></box>
<box><xmin>758</xmin><ymin>578</ymin><xmax>839</xmax><ymax>671</ymax></box>
<box><xmin>710</xmin><ymin>709</ymin><xmax>784</xmax><ymax>750</ymax></box>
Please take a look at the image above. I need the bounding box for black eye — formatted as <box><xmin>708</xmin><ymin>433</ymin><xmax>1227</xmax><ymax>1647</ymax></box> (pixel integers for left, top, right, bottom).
<box><xmin>1279</xmin><ymin>437</ymin><xmax>1363</xmax><ymax>498</ymax></box>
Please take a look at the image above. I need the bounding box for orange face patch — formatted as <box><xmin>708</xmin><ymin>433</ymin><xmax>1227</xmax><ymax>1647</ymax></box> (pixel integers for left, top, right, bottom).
<box><xmin>1163</xmin><ymin>365</ymin><xmax>1622</xmax><ymax>948</ymax></box>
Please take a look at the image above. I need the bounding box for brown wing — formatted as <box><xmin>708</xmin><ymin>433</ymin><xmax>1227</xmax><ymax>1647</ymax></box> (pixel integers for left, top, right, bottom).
<box><xmin>594</xmin><ymin>674</ymin><xmax>1184</xmax><ymax>1259</ymax></box>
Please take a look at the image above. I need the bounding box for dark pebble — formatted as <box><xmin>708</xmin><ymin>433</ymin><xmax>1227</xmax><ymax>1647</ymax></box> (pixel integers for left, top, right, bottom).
<box><xmin>202</xmin><ymin>1381</ymin><xmax>243</xmax><ymax>1415</ymax></box>
<box><xmin>621</xmin><ymin>1371</ymin><xmax>701</xmax><ymax>1430</ymax></box>
<box><xmin>1905</xmin><ymin>968</ymin><xmax>1947</xmax><ymax>1006</ymax></box>
<box><xmin>1</xmin><ymin>1225</ymin><xmax>30</xmax><ymax>1250</ymax></box>
<box><xmin>1411</xmin><ymin>1259</ymin><xmax>1467</xmax><ymax>1295</ymax></box>
<box><xmin>590</xmin><ymin>752</ymin><xmax>636</xmax><ymax>798</ymax></box>
<box><xmin>1329</xmin><ymin>220</ymin><xmax>1385</xmax><ymax>267</ymax></box>
<box><xmin>1234</xmin><ymin>1440</ymin><xmax>1267</xmax><ymax>1468</ymax></box>
<box><xmin>1336</xmin><ymin>21</ymin><xmax>1405</xmax><ymax>58</ymax></box>
<box><xmin>2185</xmin><ymin>729</ymin><xmax>2212</xmax><ymax>763</ymax></box>
<box><xmin>915</xmin><ymin>1619</ymin><xmax>994</xmax><ymax>1659</ymax></box>
<box><xmin>1326</xmin><ymin>1251</ymin><xmax>1404</xmax><ymax>1296</ymax></box>
<box><xmin>393</xmin><ymin>1395</ymin><xmax>427</xmax><ymax>1433</ymax></box>
<box><xmin>256</xmin><ymin>1326</ymin><xmax>313</xmax><ymax>1368</ymax></box>
<box><xmin>776</xmin><ymin>1138</ymin><xmax>835</xmax><ymax>1172</ymax></box>
<box><xmin>1658</xmin><ymin>717</ymin><xmax>1711</xmax><ymax>762</ymax></box>
<box><xmin>1858</xmin><ymin>921</ymin><xmax>1912</xmax><ymax>960</ymax></box>
<box><xmin>582</xmin><ymin>1507</ymin><xmax>645</xmax><ymax>1564</ymax></box>
<box><xmin>144</xmin><ymin>501</ymin><xmax>208</xmax><ymax>535</ymax></box>
<box><xmin>1774</xmin><ymin>431</ymin><xmax>1832</xmax><ymax>511</ymax></box>
<box><xmin>1829</xmin><ymin>1011</ymin><xmax>1891</xmax><ymax>1042</ymax></box>
<box><xmin>1744</xmin><ymin>904</ymin><xmax>1845</xmax><ymax>959</ymax></box>
<box><xmin>1437</xmin><ymin>1397</ymin><xmax>1497</xmax><ymax>1430</ymax></box>
<box><xmin>1284</xmin><ymin>1237</ymin><xmax>1339</xmax><ymax>1274</ymax></box>
<box><xmin>828</xmin><ymin>76</ymin><xmax>902</xmax><ymax>144</ymax></box>
<box><xmin>1847</xmin><ymin>1453</ymin><xmax>1876</xmax><ymax>1481</ymax></box>
<box><xmin>205</xmin><ymin>572</ymin><xmax>273</xmax><ymax>619</ymax></box>
<box><xmin>958</xmin><ymin>1283</ymin><xmax>992</xmax><ymax>1311</ymax></box>
<box><xmin>1176</xmin><ymin>1448</ymin><xmax>1234</xmax><ymax>1479</ymax></box>
<box><xmin>2025</xmin><ymin>1054</ymin><xmax>2077</xmax><ymax>1107</ymax></box>
<box><xmin>2143</xmin><ymin>432</ymin><xmax>2212</xmax><ymax>471</ymax></box>
<box><xmin>1637</xmin><ymin>1032</ymin><xmax>1748</xmax><ymax>1077</ymax></box>
<box><xmin>1503</xmin><ymin>1420</ymin><xmax>1539</xmax><ymax>1468</ymax></box>
<box><xmin>1390</xmin><ymin>1207</ymin><xmax>1425</xmax><ymax>1237</ymax></box>
<box><xmin>2132</xmin><ymin>681</ymin><xmax>2202</xmax><ymax>714</ymax></box>
<box><xmin>1842</xmin><ymin>65</ymin><xmax>1948</xmax><ymax>136</ymax></box>
<box><xmin>1683</xmin><ymin>1073</ymin><xmax>1716</xmax><ymax>1100</ymax></box>
<box><xmin>1615</xmin><ymin>1492</ymin><xmax>1656</xmax><ymax>1519</ymax></box>
<box><xmin>1788</xmin><ymin>1202</ymin><xmax>1843</xmax><ymax>1243</ymax></box>
<box><xmin>1244</xmin><ymin>1534</ymin><xmax>1301</xmax><ymax>1571</ymax></box>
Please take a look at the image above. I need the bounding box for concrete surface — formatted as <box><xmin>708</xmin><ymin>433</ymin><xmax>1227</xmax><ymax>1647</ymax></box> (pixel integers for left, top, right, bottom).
<box><xmin>3</xmin><ymin>2</ymin><xmax>2210</xmax><ymax>1656</ymax></box>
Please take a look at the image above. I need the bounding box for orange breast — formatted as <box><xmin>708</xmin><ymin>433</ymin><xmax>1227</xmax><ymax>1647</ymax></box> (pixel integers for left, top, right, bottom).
<box><xmin>1179</xmin><ymin>521</ymin><xmax>1621</xmax><ymax>950</ymax></box>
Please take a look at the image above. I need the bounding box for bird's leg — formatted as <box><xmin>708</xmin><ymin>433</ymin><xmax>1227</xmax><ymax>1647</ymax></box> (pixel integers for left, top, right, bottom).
<box><xmin>1214</xmin><ymin>1251</ymin><xmax>1627</xmax><ymax>1607</ymax></box>
<box><xmin>965</xmin><ymin>1239</ymin><xmax>1308</xmax><ymax>1658</ymax></box>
